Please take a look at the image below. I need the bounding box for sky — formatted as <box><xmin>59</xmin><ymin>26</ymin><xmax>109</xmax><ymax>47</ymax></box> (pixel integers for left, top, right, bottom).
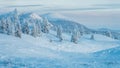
<box><xmin>0</xmin><ymin>0</ymin><xmax>120</xmax><ymax>10</ymax></box>
<box><xmin>0</xmin><ymin>0</ymin><xmax>120</xmax><ymax>30</ymax></box>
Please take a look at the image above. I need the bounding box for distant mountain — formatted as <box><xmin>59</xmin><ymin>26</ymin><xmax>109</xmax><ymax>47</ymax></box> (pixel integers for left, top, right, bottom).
<box><xmin>42</xmin><ymin>13</ymin><xmax>92</xmax><ymax>34</ymax></box>
<box><xmin>42</xmin><ymin>13</ymin><xmax>120</xmax><ymax>40</ymax></box>
<box><xmin>95</xmin><ymin>28</ymin><xmax>120</xmax><ymax>40</ymax></box>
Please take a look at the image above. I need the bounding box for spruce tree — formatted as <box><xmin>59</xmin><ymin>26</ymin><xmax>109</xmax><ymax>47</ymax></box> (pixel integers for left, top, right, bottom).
<box><xmin>15</xmin><ymin>22</ymin><xmax>22</xmax><ymax>38</ymax></box>
<box><xmin>31</xmin><ymin>23</ymin><xmax>37</xmax><ymax>37</ymax></box>
<box><xmin>6</xmin><ymin>17</ymin><xmax>12</xmax><ymax>35</ymax></box>
<box><xmin>11</xmin><ymin>22</ymin><xmax>15</xmax><ymax>36</ymax></box>
<box><xmin>23</xmin><ymin>20</ymin><xmax>29</xmax><ymax>34</ymax></box>
<box><xmin>12</xmin><ymin>9</ymin><xmax>22</xmax><ymax>38</ymax></box>
<box><xmin>57</xmin><ymin>25</ymin><xmax>63</xmax><ymax>42</ymax></box>
<box><xmin>36</xmin><ymin>20</ymin><xmax>41</xmax><ymax>36</ymax></box>
<box><xmin>107</xmin><ymin>30</ymin><xmax>112</xmax><ymax>38</ymax></box>
<box><xmin>90</xmin><ymin>34</ymin><xmax>94</xmax><ymax>40</ymax></box>
<box><xmin>1</xmin><ymin>18</ymin><xmax>6</xmax><ymax>33</ymax></box>
<box><xmin>42</xmin><ymin>18</ymin><xmax>52</xmax><ymax>33</ymax></box>
<box><xmin>71</xmin><ymin>29</ymin><xmax>79</xmax><ymax>44</ymax></box>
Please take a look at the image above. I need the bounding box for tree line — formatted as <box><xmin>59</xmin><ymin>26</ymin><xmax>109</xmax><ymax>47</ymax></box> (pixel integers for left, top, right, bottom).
<box><xmin>0</xmin><ymin>9</ymin><xmax>116</xmax><ymax>44</ymax></box>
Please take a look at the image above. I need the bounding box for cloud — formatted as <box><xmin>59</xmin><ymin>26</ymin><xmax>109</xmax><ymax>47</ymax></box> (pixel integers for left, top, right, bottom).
<box><xmin>6</xmin><ymin>5</ymin><xmax>43</xmax><ymax>8</ymax></box>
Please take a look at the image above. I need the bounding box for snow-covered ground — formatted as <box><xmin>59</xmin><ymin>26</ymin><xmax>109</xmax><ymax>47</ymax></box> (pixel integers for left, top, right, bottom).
<box><xmin>0</xmin><ymin>30</ymin><xmax>120</xmax><ymax>68</ymax></box>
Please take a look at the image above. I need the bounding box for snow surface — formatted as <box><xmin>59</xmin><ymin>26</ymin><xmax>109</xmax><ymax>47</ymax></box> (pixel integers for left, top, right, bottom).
<box><xmin>0</xmin><ymin>30</ymin><xmax>120</xmax><ymax>67</ymax></box>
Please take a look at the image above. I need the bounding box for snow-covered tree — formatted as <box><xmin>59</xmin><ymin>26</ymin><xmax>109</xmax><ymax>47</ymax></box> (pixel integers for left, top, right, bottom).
<box><xmin>31</xmin><ymin>23</ymin><xmax>37</xmax><ymax>37</ymax></box>
<box><xmin>77</xmin><ymin>30</ymin><xmax>81</xmax><ymax>38</ymax></box>
<box><xmin>6</xmin><ymin>17</ymin><xmax>12</xmax><ymax>35</ymax></box>
<box><xmin>15</xmin><ymin>22</ymin><xmax>22</xmax><ymax>38</ymax></box>
<box><xmin>1</xmin><ymin>18</ymin><xmax>6</xmax><ymax>33</ymax></box>
<box><xmin>107</xmin><ymin>30</ymin><xmax>112</xmax><ymax>38</ymax></box>
<box><xmin>42</xmin><ymin>17</ymin><xmax>52</xmax><ymax>33</ymax></box>
<box><xmin>74</xmin><ymin>25</ymin><xmax>81</xmax><ymax>38</ymax></box>
<box><xmin>15</xmin><ymin>29</ymin><xmax>21</xmax><ymax>38</ymax></box>
<box><xmin>36</xmin><ymin>20</ymin><xmax>42</xmax><ymax>36</ymax></box>
<box><xmin>22</xmin><ymin>20</ymin><xmax>29</xmax><ymax>34</ymax></box>
<box><xmin>80</xmin><ymin>26</ymin><xmax>85</xmax><ymax>36</ymax></box>
<box><xmin>71</xmin><ymin>29</ymin><xmax>79</xmax><ymax>44</ymax></box>
<box><xmin>11</xmin><ymin>22</ymin><xmax>15</xmax><ymax>36</ymax></box>
<box><xmin>13</xmin><ymin>9</ymin><xmax>19</xmax><ymax>31</ymax></box>
<box><xmin>57</xmin><ymin>25</ymin><xmax>63</xmax><ymax>42</ymax></box>
<box><xmin>12</xmin><ymin>9</ymin><xmax>22</xmax><ymax>38</ymax></box>
<box><xmin>90</xmin><ymin>34</ymin><xmax>94</xmax><ymax>40</ymax></box>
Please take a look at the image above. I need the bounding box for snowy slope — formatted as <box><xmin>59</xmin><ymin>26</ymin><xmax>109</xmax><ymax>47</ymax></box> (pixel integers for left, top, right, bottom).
<box><xmin>89</xmin><ymin>45</ymin><xmax>120</xmax><ymax>68</ymax></box>
<box><xmin>93</xmin><ymin>46</ymin><xmax>120</xmax><ymax>59</ymax></box>
<box><xmin>0</xmin><ymin>34</ymin><xmax>60</xmax><ymax>58</ymax></box>
<box><xmin>0</xmin><ymin>31</ymin><xmax>119</xmax><ymax>55</ymax></box>
<box><xmin>0</xmin><ymin>31</ymin><xmax>120</xmax><ymax>68</ymax></box>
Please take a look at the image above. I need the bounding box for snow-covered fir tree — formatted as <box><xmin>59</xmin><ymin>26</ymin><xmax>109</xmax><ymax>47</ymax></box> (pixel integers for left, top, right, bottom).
<box><xmin>12</xmin><ymin>9</ymin><xmax>22</xmax><ymax>38</ymax></box>
<box><xmin>15</xmin><ymin>21</ymin><xmax>22</xmax><ymax>38</ymax></box>
<box><xmin>71</xmin><ymin>29</ymin><xmax>79</xmax><ymax>44</ymax></box>
<box><xmin>77</xmin><ymin>31</ymin><xmax>81</xmax><ymax>38</ymax></box>
<box><xmin>11</xmin><ymin>21</ymin><xmax>15</xmax><ymax>36</ymax></box>
<box><xmin>90</xmin><ymin>34</ymin><xmax>94</xmax><ymax>40</ymax></box>
<box><xmin>75</xmin><ymin>25</ymin><xmax>81</xmax><ymax>38</ymax></box>
<box><xmin>1</xmin><ymin>18</ymin><xmax>6</xmax><ymax>33</ymax></box>
<box><xmin>57</xmin><ymin>25</ymin><xmax>63</xmax><ymax>42</ymax></box>
<box><xmin>42</xmin><ymin>17</ymin><xmax>52</xmax><ymax>33</ymax></box>
<box><xmin>6</xmin><ymin>17</ymin><xmax>12</xmax><ymax>35</ymax></box>
<box><xmin>36</xmin><ymin>20</ymin><xmax>42</xmax><ymax>36</ymax></box>
<box><xmin>80</xmin><ymin>26</ymin><xmax>85</xmax><ymax>36</ymax></box>
<box><xmin>107</xmin><ymin>30</ymin><xmax>113</xmax><ymax>38</ymax></box>
<box><xmin>31</xmin><ymin>23</ymin><xmax>37</xmax><ymax>37</ymax></box>
<box><xmin>13</xmin><ymin>9</ymin><xmax>19</xmax><ymax>31</ymax></box>
<box><xmin>22</xmin><ymin>20</ymin><xmax>29</xmax><ymax>34</ymax></box>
